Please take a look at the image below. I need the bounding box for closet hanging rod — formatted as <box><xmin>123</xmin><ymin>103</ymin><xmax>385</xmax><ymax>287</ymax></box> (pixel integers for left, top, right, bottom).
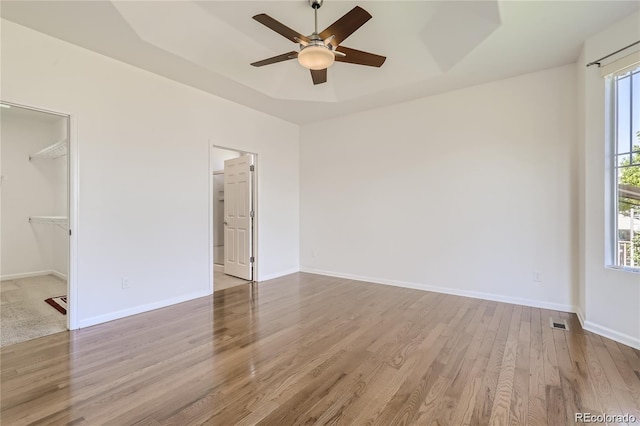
<box><xmin>586</xmin><ymin>40</ymin><xmax>640</xmax><ymax>67</ymax></box>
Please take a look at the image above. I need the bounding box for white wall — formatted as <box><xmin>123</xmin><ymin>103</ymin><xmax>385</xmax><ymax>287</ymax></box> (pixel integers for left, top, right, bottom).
<box><xmin>1</xmin><ymin>112</ymin><xmax>67</xmax><ymax>279</ymax></box>
<box><xmin>577</xmin><ymin>12</ymin><xmax>640</xmax><ymax>349</ymax></box>
<box><xmin>301</xmin><ymin>64</ymin><xmax>578</xmax><ymax>312</ymax></box>
<box><xmin>1</xmin><ymin>20</ymin><xmax>299</xmax><ymax>328</ymax></box>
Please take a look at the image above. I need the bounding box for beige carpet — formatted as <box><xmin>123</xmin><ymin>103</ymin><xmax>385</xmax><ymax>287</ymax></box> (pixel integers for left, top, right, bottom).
<box><xmin>1</xmin><ymin>274</ymin><xmax>67</xmax><ymax>347</ymax></box>
<box><xmin>214</xmin><ymin>270</ymin><xmax>250</xmax><ymax>291</ymax></box>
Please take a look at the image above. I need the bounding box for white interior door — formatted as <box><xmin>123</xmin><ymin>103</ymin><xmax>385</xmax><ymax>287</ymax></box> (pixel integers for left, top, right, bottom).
<box><xmin>224</xmin><ymin>155</ymin><xmax>252</xmax><ymax>280</ymax></box>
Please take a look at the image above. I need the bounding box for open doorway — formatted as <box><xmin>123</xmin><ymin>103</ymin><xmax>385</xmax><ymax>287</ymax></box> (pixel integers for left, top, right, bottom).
<box><xmin>210</xmin><ymin>145</ymin><xmax>256</xmax><ymax>291</ymax></box>
<box><xmin>0</xmin><ymin>102</ymin><xmax>72</xmax><ymax>346</ymax></box>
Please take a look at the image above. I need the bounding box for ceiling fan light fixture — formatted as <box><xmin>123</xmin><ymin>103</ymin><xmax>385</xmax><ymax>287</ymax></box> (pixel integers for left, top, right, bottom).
<box><xmin>297</xmin><ymin>45</ymin><xmax>334</xmax><ymax>70</ymax></box>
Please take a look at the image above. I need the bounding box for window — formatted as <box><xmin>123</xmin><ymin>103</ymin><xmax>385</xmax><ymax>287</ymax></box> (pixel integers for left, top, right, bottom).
<box><xmin>612</xmin><ymin>63</ymin><xmax>640</xmax><ymax>269</ymax></box>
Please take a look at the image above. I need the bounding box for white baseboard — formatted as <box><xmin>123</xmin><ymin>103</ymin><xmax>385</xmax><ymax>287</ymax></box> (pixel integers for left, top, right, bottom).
<box><xmin>576</xmin><ymin>309</ymin><xmax>586</xmax><ymax>328</ymax></box>
<box><xmin>51</xmin><ymin>270</ymin><xmax>68</xmax><ymax>281</ymax></box>
<box><xmin>257</xmin><ymin>267</ymin><xmax>299</xmax><ymax>282</ymax></box>
<box><xmin>213</xmin><ymin>264</ymin><xmax>224</xmax><ymax>272</ymax></box>
<box><xmin>78</xmin><ymin>288</ymin><xmax>213</xmax><ymax>329</ymax></box>
<box><xmin>575</xmin><ymin>308</ymin><xmax>640</xmax><ymax>350</ymax></box>
<box><xmin>582</xmin><ymin>320</ymin><xmax>640</xmax><ymax>350</ymax></box>
<box><xmin>300</xmin><ymin>267</ymin><xmax>577</xmax><ymax>313</ymax></box>
<box><xmin>1</xmin><ymin>270</ymin><xmax>59</xmax><ymax>281</ymax></box>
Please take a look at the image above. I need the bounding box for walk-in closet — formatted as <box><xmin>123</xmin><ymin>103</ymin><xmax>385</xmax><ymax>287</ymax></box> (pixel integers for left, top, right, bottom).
<box><xmin>211</xmin><ymin>146</ymin><xmax>255</xmax><ymax>291</ymax></box>
<box><xmin>1</xmin><ymin>103</ymin><xmax>69</xmax><ymax>346</ymax></box>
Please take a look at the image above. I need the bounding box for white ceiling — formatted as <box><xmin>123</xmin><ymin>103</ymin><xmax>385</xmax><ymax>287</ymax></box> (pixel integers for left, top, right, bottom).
<box><xmin>2</xmin><ymin>1</ymin><xmax>638</xmax><ymax>124</ymax></box>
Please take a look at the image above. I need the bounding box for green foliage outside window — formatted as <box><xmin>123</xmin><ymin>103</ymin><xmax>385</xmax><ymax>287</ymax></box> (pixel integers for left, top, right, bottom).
<box><xmin>633</xmin><ymin>234</ymin><xmax>640</xmax><ymax>265</ymax></box>
<box><xmin>619</xmin><ymin>132</ymin><xmax>640</xmax><ymax>266</ymax></box>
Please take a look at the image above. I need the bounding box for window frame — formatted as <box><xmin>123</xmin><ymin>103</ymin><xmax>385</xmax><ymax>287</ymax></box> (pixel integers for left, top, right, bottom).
<box><xmin>606</xmin><ymin>57</ymin><xmax>640</xmax><ymax>273</ymax></box>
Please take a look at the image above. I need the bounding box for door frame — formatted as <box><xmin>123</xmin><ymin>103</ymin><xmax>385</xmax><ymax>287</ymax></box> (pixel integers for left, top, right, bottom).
<box><xmin>211</xmin><ymin>170</ymin><xmax>225</xmax><ymax>274</ymax></box>
<box><xmin>0</xmin><ymin>100</ymin><xmax>79</xmax><ymax>330</ymax></box>
<box><xmin>208</xmin><ymin>142</ymin><xmax>258</xmax><ymax>292</ymax></box>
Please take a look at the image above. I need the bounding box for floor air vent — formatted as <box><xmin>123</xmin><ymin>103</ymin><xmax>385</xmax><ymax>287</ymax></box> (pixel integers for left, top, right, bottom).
<box><xmin>549</xmin><ymin>317</ymin><xmax>569</xmax><ymax>331</ymax></box>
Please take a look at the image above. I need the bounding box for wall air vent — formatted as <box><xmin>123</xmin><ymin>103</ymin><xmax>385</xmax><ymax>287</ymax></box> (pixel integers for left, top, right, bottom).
<box><xmin>549</xmin><ymin>317</ymin><xmax>569</xmax><ymax>331</ymax></box>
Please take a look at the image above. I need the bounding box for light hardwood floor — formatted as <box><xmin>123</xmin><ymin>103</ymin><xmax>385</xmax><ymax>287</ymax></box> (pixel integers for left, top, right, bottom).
<box><xmin>1</xmin><ymin>273</ymin><xmax>639</xmax><ymax>425</ymax></box>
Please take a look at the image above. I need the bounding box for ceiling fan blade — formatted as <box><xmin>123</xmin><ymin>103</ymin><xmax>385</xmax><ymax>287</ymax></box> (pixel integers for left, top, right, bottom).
<box><xmin>253</xmin><ymin>14</ymin><xmax>310</xmax><ymax>44</ymax></box>
<box><xmin>251</xmin><ymin>51</ymin><xmax>298</xmax><ymax>67</ymax></box>
<box><xmin>310</xmin><ymin>68</ymin><xmax>327</xmax><ymax>85</ymax></box>
<box><xmin>319</xmin><ymin>6</ymin><xmax>372</xmax><ymax>47</ymax></box>
<box><xmin>334</xmin><ymin>46</ymin><xmax>386</xmax><ymax>67</ymax></box>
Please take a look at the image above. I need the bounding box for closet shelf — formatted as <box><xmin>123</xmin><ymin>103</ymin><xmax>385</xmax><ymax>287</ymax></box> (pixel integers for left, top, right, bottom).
<box><xmin>29</xmin><ymin>139</ymin><xmax>67</xmax><ymax>160</ymax></box>
<box><xmin>29</xmin><ymin>216</ymin><xmax>68</xmax><ymax>229</ymax></box>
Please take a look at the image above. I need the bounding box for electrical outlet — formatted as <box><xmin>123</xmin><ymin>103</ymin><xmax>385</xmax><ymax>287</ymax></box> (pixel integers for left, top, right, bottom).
<box><xmin>121</xmin><ymin>277</ymin><xmax>131</xmax><ymax>289</ymax></box>
<box><xmin>533</xmin><ymin>271</ymin><xmax>542</xmax><ymax>282</ymax></box>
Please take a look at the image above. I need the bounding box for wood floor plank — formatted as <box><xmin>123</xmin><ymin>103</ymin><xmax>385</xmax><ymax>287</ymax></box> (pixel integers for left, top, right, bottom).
<box><xmin>448</xmin><ymin>304</ymin><xmax>498</xmax><ymax>426</ymax></box>
<box><xmin>553</xmin><ymin>326</ymin><xmax>580</xmax><ymax>423</ymax></box>
<box><xmin>540</xmin><ymin>309</ymin><xmax>561</xmax><ymax>388</ymax></box>
<box><xmin>583</xmin><ymin>333</ymin><xmax>626</xmax><ymax>418</ymax></box>
<box><xmin>602</xmin><ymin>337</ymin><xmax>640</xmax><ymax>418</ymax></box>
<box><xmin>509</xmin><ymin>305</ymin><xmax>531</xmax><ymax>426</ymax></box>
<box><xmin>373</xmin><ymin>301</ymin><xmax>478</xmax><ymax>425</ymax></box>
<box><xmin>617</xmin><ymin>342</ymin><xmax>640</xmax><ymax>374</ymax></box>
<box><xmin>545</xmin><ymin>385</ymin><xmax>566</xmax><ymax>426</ymax></box>
<box><xmin>589</xmin><ymin>334</ymin><xmax>640</xmax><ymax>420</ymax></box>
<box><xmin>306</xmin><ymin>296</ymin><xmax>456</xmax><ymax>425</ymax></box>
<box><xmin>527</xmin><ymin>307</ymin><xmax>547</xmax><ymax>426</ymax></box>
<box><xmin>2</xmin><ymin>272</ymin><xmax>639</xmax><ymax>425</ymax></box>
<box><xmin>470</xmin><ymin>303</ymin><xmax>514</xmax><ymax>425</ymax></box>
<box><xmin>434</xmin><ymin>303</ymin><xmax>492</xmax><ymax>426</ymax></box>
<box><xmin>489</xmin><ymin>304</ymin><xmax>522</xmax><ymax>425</ymax></box>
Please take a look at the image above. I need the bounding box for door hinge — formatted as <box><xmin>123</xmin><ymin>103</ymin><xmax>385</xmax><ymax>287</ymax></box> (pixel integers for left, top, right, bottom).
<box><xmin>69</xmin><ymin>229</ymin><xmax>72</xmax><ymax>236</ymax></box>
<box><xmin>250</xmin><ymin>256</ymin><xmax>255</xmax><ymax>263</ymax></box>
<box><xmin>250</xmin><ymin>165</ymin><xmax>255</xmax><ymax>172</ymax></box>
<box><xmin>250</xmin><ymin>210</ymin><xmax>254</xmax><ymax>218</ymax></box>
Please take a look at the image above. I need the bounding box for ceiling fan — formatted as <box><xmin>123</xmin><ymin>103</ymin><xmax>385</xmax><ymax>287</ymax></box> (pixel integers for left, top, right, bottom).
<box><xmin>250</xmin><ymin>0</ymin><xmax>386</xmax><ymax>85</ymax></box>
